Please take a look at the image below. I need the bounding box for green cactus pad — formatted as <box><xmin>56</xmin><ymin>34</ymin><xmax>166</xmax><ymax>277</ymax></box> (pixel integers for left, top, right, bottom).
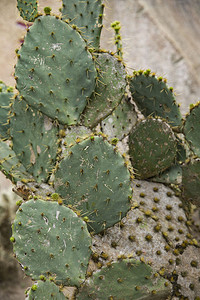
<box><xmin>130</xmin><ymin>71</ymin><xmax>182</xmax><ymax>128</ymax></box>
<box><xmin>151</xmin><ymin>136</ymin><xmax>185</xmax><ymax>184</ymax></box>
<box><xmin>101</xmin><ymin>96</ymin><xmax>137</xmax><ymax>140</ymax></box>
<box><xmin>82</xmin><ymin>52</ymin><xmax>127</xmax><ymax>128</ymax></box>
<box><xmin>151</xmin><ymin>165</ymin><xmax>182</xmax><ymax>185</ymax></box>
<box><xmin>76</xmin><ymin>259</ymin><xmax>171</xmax><ymax>300</ymax></box>
<box><xmin>0</xmin><ymin>82</ymin><xmax>14</xmax><ymax>140</ymax></box>
<box><xmin>10</xmin><ymin>97</ymin><xmax>59</xmax><ymax>183</ymax></box>
<box><xmin>0</xmin><ymin>140</ymin><xmax>34</xmax><ymax>184</ymax></box>
<box><xmin>131</xmin><ymin>180</ymin><xmax>189</xmax><ymax>250</ymax></box>
<box><xmin>12</xmin><ymin>199</ymin><xmax>92</xmax><ymax>286</ymax></box>
<box><xmin>15</xmin><ymin>15</ymin><xmax>96</xmax><ymax>125</ymax></box>
<box><xmin>54</xmin><ymin>136</ymin><xmax>132</xmax><ymax>234</ymax></box>
<box><xmin>61</xmin><ymin>0</ymin><xmax>104</xmax><ymax>49</ymax></box>
<box><xmin>183</xmin><ymin>103</ymin><xmax>200</xmax><ymax>157</ymax></box>
<box><xmin>176</xmin><ymin>245</ymin><xmax>200</xmax><ymax>299</ymax></box>
<box><xmin>62</xmin><ymin>125</ymin><xmax>92</xmax><ymax>148</ymax></box>
<box><xmin>26</xmin><ymin>280</ymin><xmax>66</xmax><ymax>300</ymax></box>
<box><xmin>176</xmin><ymin>135</ymin><xmax>187</xmax><ymax>162</ymax></box>
<box><xmin>17</xmin><ymin>0</ymin><xmax>38</xmax><ymax>22</ymax></box>
<box><xmin>129</xmin><ymin>118</ymin><xmax>177</xmax><ymax>179</ymax></box>
<box><xmin>182</xmin><ymin>158</ymin><xmax>200</xmax><ymax>207</ymax></box>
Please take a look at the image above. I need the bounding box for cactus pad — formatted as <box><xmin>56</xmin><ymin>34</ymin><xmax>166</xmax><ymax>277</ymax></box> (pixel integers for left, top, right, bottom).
<box><xmin>54</xmin><ymin>135</ymin><xmax>132</xmax><ymax>233</ymax></box>
<box><xmin>10</xmin><ymin>97</ymin><xmax>59</xmax><ymax>183</ymax></box>
<box><xmin>83</xmin><ymin>52</ymin><xmax>127</xmax><ymax>128</ymax></box>
<box><xmin>183</xmin><ymin>103</ymin><xmax>200</xmax><ymax>157</ymax></box>
<box><xmin>26</xmin><ymin>280</ymin><xmax>66</xmax><ymax>300</ymax></box>
<box><xmin>131</xmin><ymin>180</ymin><xmax>190</xmax><ymax>250</ymax></box>
<box><xmin>0</xmin><ymin>82</ymin><xmax>14</xmax><ymax>139</ymax></box>
<box><xmin>101</xmin><ymin>96</ymin><xmax>137</xmax><ymax>140</ymax></box>
<box><xmin>176</xmin><ymin>245</ymin><xmax>200</xmax><ymax>299</ymax></box>
<box><xmin>129</xmin><ymin>118</ymin><xmax>177</xmax><ymax>179</ymax></box>
<box><xmin>0</xmin><ymin>140</ymin><xmax>33</xmax><ymax>184</ymax></box>
<box><xmin>12</xmin><ymin>198</ymin><xmax>92</xmax><ymax>286</ymax></box>
<box><xmin>151</xmin><ymin>165</ymin><xmax>182</xmax><ymax>185</ymax></box>
<box><xmin>93</xmin><ymin>179</ymin><xmax>190</xmax><ymax>274</ymax></box>
<box><xmin>151</xmin><ymin>136</ymin><xmax>186</xmax><ymax>184</ymax></box>
<box><xmin>76</xmin><ymin>259</ymin><xmax>171</xmax><ymax>299</ymax></box>
<box><xmin>62</xmin><ymin>125</ymin><xmax>92</xmax><ymax>148</ymax></box>
<box><xmin>17</xmin><ymin>0</ymin><xmax>38</xmax><ymax>22</ymax></box>
<box><xmin>130</xmin><ymin>71</ymin><xmax>182</xmax><ymax>128</ymax></box>
<box><xmin>61</xmin><ymin>0</ymin><xmax>104</xmax><ymax>49</ymax></box>
<box><xmin>182</xmin><ymin>158</ymin><xmax>200</xmax><ymax>207</ymax></box>
<box><xmin>15</xmin><ymin>16</ymin><xmax>96</xmax><ymax>125</ymax></box>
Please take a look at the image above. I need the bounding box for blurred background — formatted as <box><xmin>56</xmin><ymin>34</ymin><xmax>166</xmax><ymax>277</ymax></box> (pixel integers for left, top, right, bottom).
<box><xmin>0</xmin><ymin>0</ymin><xmax>200</xmax><ymax>298</ymax></box>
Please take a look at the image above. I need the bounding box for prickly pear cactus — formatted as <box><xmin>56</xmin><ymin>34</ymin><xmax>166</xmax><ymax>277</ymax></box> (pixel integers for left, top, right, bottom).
<box><xmin>77</xmin><ymin>259</ymin><xmax>171</xmax><ymax>299</ymax></box>
<box><xmin>0</xmin><ymin>1</ymin><xmax>200</xmax><ymax>299</ymax></box>
<box><xmin>101</xmin><ymin>95</ymin><xmax>137</xmax><ymax>140</ymax></box>
<box><xmin>129</xmin><ymin>118</ymin><xmax>177</xmax><ymax>179</ymax></box>
<box><xmin>82</xmin><ymin>52</ymin><xmax>127</xmax><ymax>128</ymax></box>
<box><xmin>183</xmin><ymin>102</ymin><xmax>200</xmax><ymax>156</ymax></box>
<box><xmin>11</xmin><ymin>198</ymin><xmax>92</xmax><ymax>286</ymax></box>
<box><xmin>25</xmin><ymin>280</ymin><xmax>66</xmax><ymax>299</ymax></box>
<box><xmin>182</xmin><ymin>157</ymin><xmax>200</xmax><ymax>207</ymax></box>
<box><xmin>54</xmin><ymin>135</ymin><xmax>133</xmax><ymax>234</ymax></box>
<box><xmin>17</xmin><ymin>0</ymin><xmax>38</xmax><ymax>22</ymax></box>
<box><xmin>15</xmin><ymin>15</ymin><xmax>97</xmax><ymax>125</ymax></box>
<box><xmin>0</xmin><ymin>82</ymin><xmax>14</xmax><ymax>140</ymax></box>
<box><xmin>129</xmin><ymin>70</ymin><xmax>182</xmax><ymax>128</ymax></box>
<box><xmin>61</xmin><ymin>0</ymin><xmax>104</xmax><ymax>49</ymax></box>
<box><xmin>0</xmin><ymin>139</ymin><xmax>34</xmax><ymax>183</ymax></box>
<box><xmin>10</xmin><ymin>97</ymin><xmax>59</xmax><ymax>183</ymax></box>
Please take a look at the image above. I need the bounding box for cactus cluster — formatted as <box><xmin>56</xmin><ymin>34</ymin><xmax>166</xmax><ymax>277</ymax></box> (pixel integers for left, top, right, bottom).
<box><xmin>0</xmin><ymin>1</ymin><xmax>200</xmax><ymax>299</ymax></box>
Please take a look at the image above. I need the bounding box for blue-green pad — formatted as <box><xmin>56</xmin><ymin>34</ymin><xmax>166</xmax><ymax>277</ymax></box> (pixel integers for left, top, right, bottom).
<box><xmin>62</xmin><ymin>125</ymin><xmax>92</xmax><ymax>148</ymax></box>
<box><xmin>130</xmin><ymin>72</ymin><xmax>182</xmax><ymax>128</ymax></box>
<box><xmin>54</xmin><ymin>136</ymin><xmax>132</xmax><ymax>234</ymax></box>
<box><xmin>15</xmin><ymin>16</ymin><xmax>96</xmax><ymax>125</ymax></box>
<box><xmin>129</xmin><ymin>118</ymin><xmax>177</xmax><ymax>179</ymax></box>
<box><xmin>26</xmin><ymin>280</ymin><xmax>66</xmax><ymax>299</ymax></box>
<box><xmin>182</xmin><ymin>158</ymin><xmax>200</xmax><ymax>207</ymax></box>
<box><xmin>151</xmin><ymin>136</ymin><xmax>186</xmax><ymax>184</ymax></box>
<box><xmin>10</xmin><ymin>97</ymin><xmax>59</xmax><ymax>183</ymax></box>
<box><xmin>82</xmin><ymin>52</ymin><xmax>127</xmax><ymax>128</ymax></box>
<box><xmin>17</xmin><ymin>0</ymin><xmax>38</xmax><ymax>22</ymax></box>
<box><xmin>183</xmin><ymin>103</ymin><xmax>200</xmax><ymax>157</ymax></box>
<box><xmin>12</xmin><ymin>199</ymin><xmax>92</xmax><ymax>286</ymax></box>
<box><xmin>0</xmin><ymin>140</ymin><xmax>34</xmax><ymax>184</ymax></box>
<box><xmin>76</xmin><ymin>259</ymin><xmax>171</xmax><ymax>299</ymax></box>
<box><xmin>151</xmin><ymin>164</ymin><xmax>182</xmax><ymax>185</ymax></box>
<box><xmin>101</xmin><ymin>96</ymin><xmax>137</xmax><ymax>140</ymax></box>
<box><xmin>0</xmin><ymin>82</ymin><xmax>14</xmax><ymax>139</ymax></box>
<box><xmin>61</xmin><ymin>0</ymin><xmax>104</xmax><ymax>49</ymax></box>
